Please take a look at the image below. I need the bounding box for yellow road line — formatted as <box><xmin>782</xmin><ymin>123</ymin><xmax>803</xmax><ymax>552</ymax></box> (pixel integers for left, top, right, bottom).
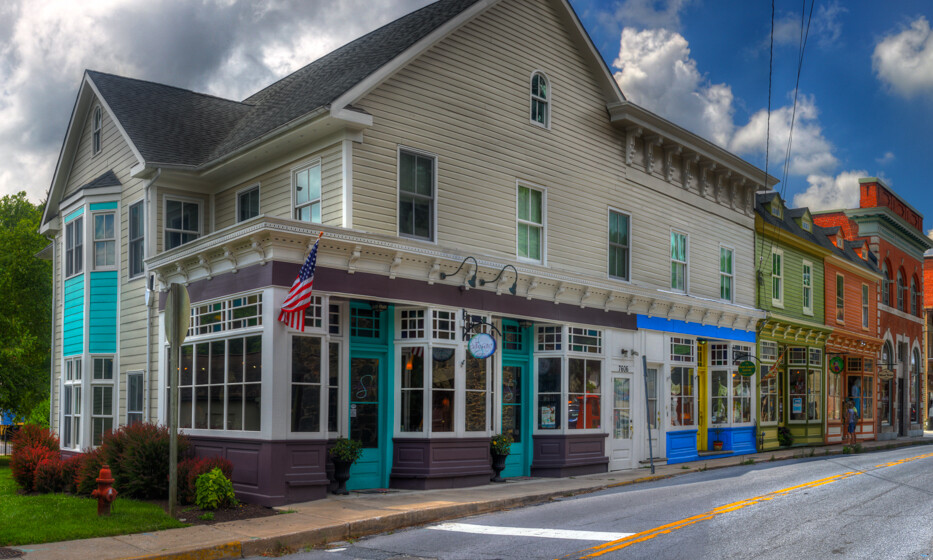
<box><xmin>562</xmin><ymin>450</ymin><xmax>933</xmax><ymax>559</ymax></box>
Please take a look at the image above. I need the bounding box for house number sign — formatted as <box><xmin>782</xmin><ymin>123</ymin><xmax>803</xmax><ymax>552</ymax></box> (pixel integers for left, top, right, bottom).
<box><xmin>468</xmin><ymin>333</ymin><xmax>497</xmax><ymax>359</ymax></box>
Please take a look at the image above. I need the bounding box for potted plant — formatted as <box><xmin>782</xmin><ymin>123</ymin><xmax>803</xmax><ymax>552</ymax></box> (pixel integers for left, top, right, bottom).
<box><xmin>490</xmin><ymin>433</ymin><xmax>514</xmax><ymax>483</ymax></box>
<box><xmin>329</xmin><ymin>438</ymin><xmax>363</xmax><ymax>495</ymax></box>
<box><xmin>711</xmin><ymin>427</ymin><xmax>724</xmax><ymax>451</ymax></box>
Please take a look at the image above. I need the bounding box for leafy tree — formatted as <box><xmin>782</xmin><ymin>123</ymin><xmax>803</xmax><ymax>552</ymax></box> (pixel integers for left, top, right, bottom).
<box><xmin>0</xmin><ymin>193</ymin><xmax>51</xmax><ymax>418</ymax></box>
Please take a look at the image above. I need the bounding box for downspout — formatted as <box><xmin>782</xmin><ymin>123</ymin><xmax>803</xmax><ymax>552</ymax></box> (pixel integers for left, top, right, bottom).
<box><xmin>49</xmin><ymin>238</ymin><xmax>56</xmax><ymax>427</ymax></box>
<box><xmin>144</xmin><ymin>168</ymin><xmax>162</xmax><ymax>422</ymax></box>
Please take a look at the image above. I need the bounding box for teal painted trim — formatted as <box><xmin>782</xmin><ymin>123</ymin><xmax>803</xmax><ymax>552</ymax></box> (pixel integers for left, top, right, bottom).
<box><xmin>89</xmin><ymin>201</ymin><xmax>118</xmax><ymax>211</ymax></box>
<box><xmin>63</xmin><ymin>276</ymin><xmax>85</xmax><ymax>356</ymax></box>
<box><xmin>64</xmin><ymin>208</ymin><xmax>84</xmax><ymax>224</ymax></box>
<box><xmin>501</xmin><ymin>320</ymin><xmax>534</xmax><ymax>477</ymax></box>
<box><xmin>89</xmin><ymin>271</ymin><xmax>118</xmax><ymax>354</ymax></box>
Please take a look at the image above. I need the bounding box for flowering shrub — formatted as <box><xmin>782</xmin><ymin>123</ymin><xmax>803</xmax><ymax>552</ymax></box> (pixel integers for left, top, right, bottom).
<box><xmin>61</xmin><ymin>455</ymin><xmax>84</xmax><ymax>494</ymax></box>
<box><xmin>34</xmin><ymin>457</ymin><xmax>65</xmax><ymax>493</ymax></box>
<box><xmin>10</xmin><ymin>445</ymin><xmax>57</xmax><ymax>491</ymax></box>
<box><xmin>11</xmin><ymin>424</ymin><xmax>59</xmax><ymax>456</ymax></box>
<box><xmin>99</xmin><ymin>423</ymin><xmax>189</xmax><ymax>499</ymax></box>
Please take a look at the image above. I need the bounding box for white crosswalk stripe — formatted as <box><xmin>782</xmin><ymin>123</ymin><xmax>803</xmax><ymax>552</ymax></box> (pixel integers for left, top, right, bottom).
<box><xmin>427</xmin><ymin>523</ymin><xmax>633</xmax><ymax>541</ymax></box>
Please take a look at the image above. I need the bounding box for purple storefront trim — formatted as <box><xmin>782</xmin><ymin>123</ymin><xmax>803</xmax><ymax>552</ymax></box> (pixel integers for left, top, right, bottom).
<box><xmin>162</xmin><ymin>261</ymin><xmax>636</xmax><ymax>329</ymax></box>
<box><xmin>531</xmin><ymin>433</ymin><xmax>609</xmax><ymax>477</ymax></box>
<box><xmin>390</xmin><ymin>437</ymin><xmax>492</xmax><ymax>490</ymax></box>
<box><xmin>188</xmin><ymin>435</ymin><xmax>330</xmax><ymax>507</ymax></box>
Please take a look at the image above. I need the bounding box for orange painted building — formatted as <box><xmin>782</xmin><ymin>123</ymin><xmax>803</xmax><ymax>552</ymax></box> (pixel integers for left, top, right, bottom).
<box><xmin>814</xmin><ymin>178</ymin><xmax>931</xmax><ymax>440</ymax></box>
<box><xmin>821</xmin><ymin>235</ymin><xmax>882</xmax><ymax>444</ymax></box>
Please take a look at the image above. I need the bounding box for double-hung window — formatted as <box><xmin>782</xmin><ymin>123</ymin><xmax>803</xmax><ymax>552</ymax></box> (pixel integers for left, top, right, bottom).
<box><xmin>65</xmin><ymin>216</ymin><xmax>84</xmax><ymax>277</ymax></box>
<box><xmin>670</xmin><ymin>231</ymin><xmax>687</xmax><ymax>292</ymax></box>
<box><xmin>862</xmin><ymin>284</ymin><xmax>869</xmax><ymax>328</ymax></box>
<box><xmin>802</xmin><ymin>260</ymin><xmax>812</xmax><ymax>314</ymax></box>
<box><xmin>164</xmin><ymin>199</ymin><xmax>200</xmax><ymax>250</ymax></box>
<box><xmin>237</xmin><ymin>185</ymin><xmax>260</xmax><ymax>222</ymax></box>
<box><xmin>128</xmin><ymin>201</ymin><xmax>145</xmax><ymax>278</ymax></box>
<box><xmin>91</xmin><ymin>357</ymin><xmax>114</xmax><ymax>446</ymax></box>
<box><xmin>881</xmin><ymin>262</ymin><xmax>891</xmax><ymax>306</ymax></box>
<box><xmin>608</xmin><ymin>210</ymin><xmax>630</xmax><ymax>281</ymax></box>
<box><xmin>93</xmin><ymin>212</ymin><xmax>115</xmax><ymax>269</ymax></box>
<box><xmin>62</xmin><ymin>358</ymin><xmax>82</xmax><ymax>449</ymax></box>
<box><xmin>911</xmin><ymin>278</ymin><xmax>919</xmax><ymax>316</ymax></box>
<box><xmin>398</xmin><ymin>150</ymin><xmax>435</xmax><ymax>241</ymax></box>
<box><xmin>897</xmin><ymin>271</ymin><xmax>905</xmax><ymax>311</ymax></box>
<box><xmin>127</xmin><ymin>371</ymin><xmax>144</xmax><ymax>425</ymax></box>
<box><xmin>771</xmin><ymin>249</ymin><xmax>783</xmax><ymax>307</ymax></box>
<box><xmin>720</xmin><ymin>247</ymin><xmax>733</xmax><ymax>301</ymax></box>
<box><xmin>517</xmin><ymin>184</ymin><xmax>544</xmax><ymax>263</ymax></box>
<box><xmin>530</xmin><ymin>72</ymin><xmax>549</xmax><ymax>127</ymax></box>
<box><xmin>836</xmin><ymin>274</ymin><xmax>845</xmax><ymax>323</ymax></box>
<box><xmin>294</xmin><ymin>163</ymin><xmax>322</xmax><ymax>223</ymax></box>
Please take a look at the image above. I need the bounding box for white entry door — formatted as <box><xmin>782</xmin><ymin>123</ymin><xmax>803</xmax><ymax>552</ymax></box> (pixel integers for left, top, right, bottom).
<box><xmin>609</xmin><ymin>373</ymin><xmax>635</xmax><ymax>470</ymax></box>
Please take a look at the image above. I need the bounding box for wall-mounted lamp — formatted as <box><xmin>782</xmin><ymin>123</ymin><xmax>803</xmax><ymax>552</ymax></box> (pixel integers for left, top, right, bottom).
<box><xmin>479</xmin><ymin>264</ymin><xmax>518</xmax><ymax>295</ymax></box>
<box><xmin>369</xmin><ymin>301</ymin><xmax>388</xmax><ymax>313</ymax></box>
<box><xmin>440</xmin><ymin>256</ymin><xmax>478</xmax><ymax>288</ymax></box>
<box><xmin>620</xmin><ymin>349</ymin><xmax>629</xmax><ymax>357</ymax></box>
<box><xmin>517</xmin><ymin>319</ymin><xmax>534</xmax><ymax>329</ymax></box>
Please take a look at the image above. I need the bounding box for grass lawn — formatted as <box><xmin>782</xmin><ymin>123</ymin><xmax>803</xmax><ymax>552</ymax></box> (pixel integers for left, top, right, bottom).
<box><xmin>0</xmin><ymin>455</ymin><xmax>186</xmax><ymax>546</ymax></box>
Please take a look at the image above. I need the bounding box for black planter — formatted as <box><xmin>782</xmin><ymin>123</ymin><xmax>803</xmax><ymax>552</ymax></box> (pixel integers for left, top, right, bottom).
<box><xmin>490</xmin><ymin>452</ymin><xmax>508</xmax><ymax>483</ymax></box>
<box><xmin>332</xmin><ymin>459</ymin><xmax>353</xmax><ymax>495</ymax></box>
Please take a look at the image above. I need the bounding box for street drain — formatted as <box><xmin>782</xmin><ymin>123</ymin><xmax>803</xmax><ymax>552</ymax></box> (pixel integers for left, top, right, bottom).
<box><xmin>0</xmin><ymin>548</ymin><xmax>24</xmax><ymax>559</ymax></box>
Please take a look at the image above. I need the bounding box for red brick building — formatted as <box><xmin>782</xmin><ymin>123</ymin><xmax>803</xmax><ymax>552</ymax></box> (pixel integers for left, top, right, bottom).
<box><xmin>924</xmin><ymin>253</ymin><xmax>933</xmax><ymax>428</ymax></box>
<box><xmin>814</xmin><ymin>178</ymin><xmax>931</xmax><ymax>439</ymax></box>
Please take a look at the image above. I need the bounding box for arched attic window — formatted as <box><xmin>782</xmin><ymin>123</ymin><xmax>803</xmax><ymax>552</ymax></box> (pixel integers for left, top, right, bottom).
<box><xmin>530</xmin><ymin>72</ymin><xmax>550</xmax><ymax>128</ymax></box>
<box><xmin>881</xmin><ymin>261</ymin><xmax>891</xmax><ymax>306</ymax></box>
<box><xmin>92</xmin><ymin>106</ymin><xmax>102</xmax><ymax>155</ymax></box>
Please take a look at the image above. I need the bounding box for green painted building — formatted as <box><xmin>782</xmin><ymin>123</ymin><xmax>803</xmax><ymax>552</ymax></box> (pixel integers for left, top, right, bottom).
<box><xmin>755</xmin><ymin>193</ymin><xmax>833</xmax><ymax>450</ymax></box>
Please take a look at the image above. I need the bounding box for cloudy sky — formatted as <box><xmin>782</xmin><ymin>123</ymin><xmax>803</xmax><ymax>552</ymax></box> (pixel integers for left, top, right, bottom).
<box><xmin>3</xmin><ymin>0</ymin><xmax>933</xmax><ymax>232</ymax></box>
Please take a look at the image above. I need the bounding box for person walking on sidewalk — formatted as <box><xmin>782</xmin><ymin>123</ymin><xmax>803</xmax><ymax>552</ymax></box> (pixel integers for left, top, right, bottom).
<box><xmin>846</xmin><ymin>400</ymin><xmax>859</xmax><ymax>446</ymax></box>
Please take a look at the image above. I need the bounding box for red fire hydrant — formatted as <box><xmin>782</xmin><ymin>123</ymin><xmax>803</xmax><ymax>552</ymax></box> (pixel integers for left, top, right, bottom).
<box><xmin>90</xmin><ymin>465</ymin><xmax>118</xmax><ymax>516</ymax></box>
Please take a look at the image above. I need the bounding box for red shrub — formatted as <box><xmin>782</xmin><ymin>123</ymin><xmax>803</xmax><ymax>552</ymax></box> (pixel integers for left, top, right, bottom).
<box><xmin>34</xmin><ymin>457</ymin><xmax>65</xmax><ymax>493</ymax></box>
<box><xmin>177</xmin><ymin>456</ymin><xmax>234</xmax><ymax>504</ymax></box>
<box><xmin>76</xmin><ymin>447</ymin><xmax>104</xmax><ymax>496</ymax></box>
<box><xmin>99</xmin><ymin>422</ymin><xmax>189</xmax><ymax>499</ymax></box>
<box><xmin>11</xmin><ymin>424</ymin><xmax>59</xmax><ymax>456</ymax></box>
<box><xmin>10</xmin><ymin>445</ymin><xmax>57</xmax><ymax>491</ymax></box>
<box><xmin>61</xmin><ymin>455</ymin><xmax>84</xmax><ymax>494</ymax></box>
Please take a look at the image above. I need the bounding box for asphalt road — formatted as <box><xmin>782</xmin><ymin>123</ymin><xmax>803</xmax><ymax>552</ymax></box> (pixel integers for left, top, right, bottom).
<box><xmin>253</xmin><ymin>446</ymin><xmax>933</xmax><ymax>560</ymax></box>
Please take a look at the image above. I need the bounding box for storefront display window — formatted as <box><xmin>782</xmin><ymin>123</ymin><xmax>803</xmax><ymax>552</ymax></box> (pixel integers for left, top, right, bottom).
<box><xmin>670</xmin><ymin>366</ymin><xmax>695</xmax><ymax>426</ymax></box>
<box><xmin>535</xmin><ymin>325</ymin><xmax>604</xmax><ymax>433</ymax></box>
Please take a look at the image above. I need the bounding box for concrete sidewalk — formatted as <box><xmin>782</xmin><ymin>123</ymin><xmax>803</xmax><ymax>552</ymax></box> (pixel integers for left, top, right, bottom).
<box><xmin>13</xmin><ymin>436</ymin><xmax>933</xmax><ymax>560</ymax></box>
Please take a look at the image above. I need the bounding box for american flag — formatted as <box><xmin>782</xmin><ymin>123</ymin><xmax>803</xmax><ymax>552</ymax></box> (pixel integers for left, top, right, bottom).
<box><xmin>278</xmin><ymin>232</ymin><xmax>323</xmax><ymax>331</ymax></box>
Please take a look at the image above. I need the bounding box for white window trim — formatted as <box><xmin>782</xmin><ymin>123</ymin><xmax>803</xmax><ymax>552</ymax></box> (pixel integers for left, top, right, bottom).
<box><xmin>61</xmin><ymin>356</ymin><xmax>84</xmax><ymax>450</ymax></box>
<box><xmin>608</xmin><ymin>207</ymin><xmax>631</xmax><ymax>283</ymax></box>
<box><xmin>288</xmin><ymin>333</ymin><xmax>341</xmax><ymax>436</ymax></box>
<box><xmin>396</xmin><ymin>145</ymin><xmax>438</xmax><ymax>243</ymax></box>
<box><xmin>720</xmin><ymin>244</ymin><xmax>734</xmax><ymax>303</ymax></box>
<box><xmin>290</xmin><ymin>158</ymin><xmax>323</xmax><ymax>224</ymax></box>
<box><xmin>835</xmin><ymin>273</ymin><xmax>845</xmax><ymax>324</ymax></box>
<box><xmin>64</xmin><ymin>214</ymin><xmax>85</xmax><ymax>279</ymax></box>
<box><xmin>236</xmin><ymin>183</ymin><xmax>261</xmax><ymax>223</ymax></box>
<box><xmin>529</xmin><ymin>70</ymin><xmax>551</xmax><ymax>130</ymax></box>
<box><xmin>90</xmin><ymin>355</ymin><xmax>117</xmax><ymax>447</ymax></box>
<box><xmin>771</xmin><ymin>249</ymin><xmax>784</xmax><ymax>308</ymax></box>
<box><xmin>126</xmin><ymin>370</ymin><xmax>144</xmax><ymax>425</ymax></box>
<box><xmin>862</xmin><ymin>283</ymin><xmax>870</xmax><ymax>330</ymax></box>
<box><xmin>92</xmin><ymin>106</ymin><xmax>102</xmax><ymax>156</ymax></box>
<box><xmin>162</xmin><ymin>195</ymin><xmax>202</xmax><ymax>251</ymax></box>
<box><xmin>801</xmin><ymin>259</ymin><xmax>813</xmax><ymax>315</ymax></box>
<box><xmin>91</xmin><ymin>210</ymin><xmax>118</xmax><ymax>271</ymax></box>
<box><xmin>516</xmin><ymin>181</ymin><xmax>547</xmax><ymax>265</ymax></box>
<box><xmin>127</xmin><ymin>198</ymin><xmax>146</xmax><ymax>280</ymax></box>
<box><xmin>670</xmin><ymin>229</ymin><xmax>688</xmax><ymax>293</ymax></box>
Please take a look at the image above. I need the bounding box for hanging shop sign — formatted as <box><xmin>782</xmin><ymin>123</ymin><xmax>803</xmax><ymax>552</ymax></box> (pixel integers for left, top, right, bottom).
<box><xmin>468</xmin><ymin>333</ymin><xmax>497</xmax><ymax>359</ymax></box>
<box><xmin>828</xmin><ymin>356</ymin><xmax>845</xmax><ymax>374</ymax></box>
<box><xmin>738</xmin><ymin>361</ymin><xmax>756</xmax><ymax>377</ymax></box>
<box><xmin>878</xmin><ymin>368</ymin><xmax>895</xmax><ymax>380</ymax></box>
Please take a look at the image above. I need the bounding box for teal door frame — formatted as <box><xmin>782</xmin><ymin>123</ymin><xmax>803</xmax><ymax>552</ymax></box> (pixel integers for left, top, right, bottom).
<box><xmin>347</xmin><ymin>302</ymin><xmax>394</xmax><ymax>490</ymax></box>
<box><xmin>501</xmin><ymin>320</ymin><xmax>534</xmax><ymax>478</ymax></box>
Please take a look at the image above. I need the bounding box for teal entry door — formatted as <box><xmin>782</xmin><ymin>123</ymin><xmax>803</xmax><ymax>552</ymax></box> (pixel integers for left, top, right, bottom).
<box><xmin>347</xmin><ymin>351</ymin><xmax>388</xmax><ymax>490</ymax></box>
<box><xmin>501</xmin><ymin>361</ymin><xmax>532</xmax><ymax>478</ymax></box>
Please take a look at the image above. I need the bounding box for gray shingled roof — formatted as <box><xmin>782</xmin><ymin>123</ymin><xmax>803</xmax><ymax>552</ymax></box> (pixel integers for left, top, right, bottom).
<box><xmin>756</xmin><ymin>192</ymin><xmax>879</xmax><ymax>274</ymax></box>
<box><xmin>87</xmin><ymin>0</ymin><xmax>481</xmax><ymax>168</ymax></box>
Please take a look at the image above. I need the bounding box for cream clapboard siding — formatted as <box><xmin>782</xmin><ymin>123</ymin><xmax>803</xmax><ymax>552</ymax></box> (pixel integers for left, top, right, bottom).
<box><xmin>118</xmin><ymin>174</ymin><xmax>149</xmax><ymax>423</ymax></box>
<box><xmin>352</xmin><ymin>0</ymin><xmax>756</xmax><ymax>307</ymax></box>
<box><xmin>63</xmin><ymin>100</ymin><xmax>137</xmax><ymax>196</ymax></box>
<box><xmin>213</xmin><ymin>142</ymin><xmax>344</xmax><ymax>230</ymax></box>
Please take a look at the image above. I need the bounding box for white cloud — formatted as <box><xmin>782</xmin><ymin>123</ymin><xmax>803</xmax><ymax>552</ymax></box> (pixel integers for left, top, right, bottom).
<box><xmin>876</xmin><ymin>151</ymin><xmax>895</xmax><ymax>165</ymax></box>
<box><xmin>609</xmin><ymin>0</ymin><xmax>692</xmax><ymax>31</ymax></box>
<box><xmin>772</xmin><ymin>1</ymin><xmax>846</xmax><ymax>49</ymax></box>
<box><xmin>730</xmin><ymin>94</ymin><xmax>838</xmax><ymax>176</ymax></box>
<box><xmin>873</xmin><ymin>16</ymin><xmax>933</xmax><ymax>98</ymax></box>
<box><xmin>0</xmin><ymin>0</ymin><xmax>433</xmax><ymax>202</ymax></box>
<box><xmin>613</xmin><ymin>29</ymin><xmax>837</xmax><ymax>177</ymax></box>
<box><xmin>613</xmin><ymin>27</ymin><xmax>735</xmax><ymax>146</ymax></box>
<box><xmin>792</xmin><ymin>170</ymin><xmax>867</xmax><ymax>211</ymax></box>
